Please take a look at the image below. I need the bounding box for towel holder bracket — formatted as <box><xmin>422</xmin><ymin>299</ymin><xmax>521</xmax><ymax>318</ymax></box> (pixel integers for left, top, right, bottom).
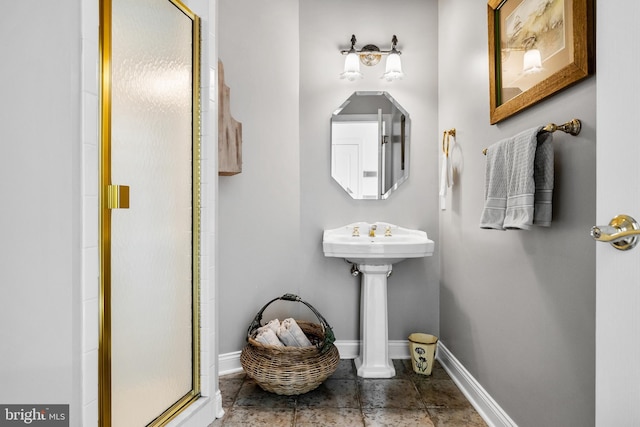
<box><xmin>542</xmin><ymin>118</ymin><xmax>581</xmax><ymax>136</ymax></box>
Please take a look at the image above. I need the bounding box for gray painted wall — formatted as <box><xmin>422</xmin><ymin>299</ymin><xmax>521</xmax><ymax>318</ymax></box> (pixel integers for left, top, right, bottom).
<box><xmin>0</xmin><ymin>0</ymin><xmax>82</xmax><ymax>420</ymax></box>
<box><xmin>217</xmin><ymin>0</ymin><xmax>303</xmax><ymax>353</ymax></box>
<box><xmin>0</xmin><ymin>0</ymin><xmax>598</xmax><ymax>425</ymax></box>
<box><xmin>218</xmin><ymin>1</ymin><xmax>596</xmax><ymax>425</ymax></box>
<box><xmin>218</xmin><ymin>0</ymin><xmax>439</xmax><ymax>354</ymax></box>
<box><xmin>438</xmin><ymin>1</ymin><xmax>596</xmax><ymax>426</ymax></box>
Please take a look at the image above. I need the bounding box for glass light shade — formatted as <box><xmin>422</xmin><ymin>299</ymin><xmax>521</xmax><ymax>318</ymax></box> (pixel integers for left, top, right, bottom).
<box><xmin>340</xmin><ymin>51</ymin><xmax>363</xmax><ymax>81</ymax></box>
<box><xmin>523</xmin><ymin>49</ymin><xmax>543</xmax><ymax>74</ymax></box>
<box><xmin>382</xmin><ymin>52</ymin><xmax>404</xmax><ymax>81</ymax></box>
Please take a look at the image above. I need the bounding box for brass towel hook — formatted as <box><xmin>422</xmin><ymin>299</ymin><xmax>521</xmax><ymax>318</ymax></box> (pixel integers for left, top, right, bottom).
<box><xmin>442</xmin><ymin>128</ymin><xmax>456</xmax><ymax>157</ymax></box>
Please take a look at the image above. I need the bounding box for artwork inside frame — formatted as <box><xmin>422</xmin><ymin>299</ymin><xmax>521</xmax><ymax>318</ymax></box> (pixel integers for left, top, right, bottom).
<box><xmin>487</xmin><ymin>0</ymin><xmax>594</xmax><ymax>124</ymax></box>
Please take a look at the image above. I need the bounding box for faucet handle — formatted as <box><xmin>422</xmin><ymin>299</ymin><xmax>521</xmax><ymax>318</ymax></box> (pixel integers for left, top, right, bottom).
<box><xmin>385</xmin><ymin>226</ymin><xmax>392</xmax><ymax>237</ymax></box>
<box><xmin>352</xmin><ymin>226</ymin><xmax>360</xmax><ymax>237</ymax></box>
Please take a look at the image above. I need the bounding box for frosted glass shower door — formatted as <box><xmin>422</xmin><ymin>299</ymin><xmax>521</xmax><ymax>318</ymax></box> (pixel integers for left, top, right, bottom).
<box><xmin>101</xmin><ymin>0</ymin><xmax>200</xmax><ymax>425</ymax></box>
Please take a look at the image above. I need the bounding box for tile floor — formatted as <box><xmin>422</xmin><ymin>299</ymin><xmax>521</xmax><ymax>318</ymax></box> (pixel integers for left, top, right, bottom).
<box><xmin>209</xmin><ymin>359</ymin><xmax>488</xmax><ymax>426</ymax></box>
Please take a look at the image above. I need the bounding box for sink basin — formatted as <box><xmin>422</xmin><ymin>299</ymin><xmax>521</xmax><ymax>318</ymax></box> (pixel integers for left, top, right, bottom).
<box><xmin>323</xmin><ymin>222</ymin><xmax>435</xmax><ymax>265</ymax></box>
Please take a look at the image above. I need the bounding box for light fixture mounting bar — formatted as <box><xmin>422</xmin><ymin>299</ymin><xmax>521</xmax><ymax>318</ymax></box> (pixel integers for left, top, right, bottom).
<box><xmin>340</xmin><ymin>48</ymin><xmax>400</xmax><ymax>55</ymax></box>
<box><xmin>339</xmin><ymin>34</ymin><xmax>402</xmax><ymax>56</ymax></box>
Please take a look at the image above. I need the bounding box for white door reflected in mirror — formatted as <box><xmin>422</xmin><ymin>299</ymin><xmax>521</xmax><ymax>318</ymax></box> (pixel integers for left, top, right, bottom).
<box><xmin>331</xmin><ymin>121</ymin><xmax>381</xmax><ymax>199</ymax></box>
<box><xmin>330</xmin><ymin>92</ymin><xmax>410</xmax><ymax>200</ymax></box>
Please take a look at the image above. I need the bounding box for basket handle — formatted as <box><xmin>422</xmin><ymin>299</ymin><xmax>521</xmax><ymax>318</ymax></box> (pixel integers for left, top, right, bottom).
<box><xmin>246</xmin><ymin>293</ymin><xmax>336</xmax><ymax>354</ymax></box>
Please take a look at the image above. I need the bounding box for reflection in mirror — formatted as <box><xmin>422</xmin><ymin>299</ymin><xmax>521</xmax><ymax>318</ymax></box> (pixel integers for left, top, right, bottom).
<box><xmin>331</xmin><ymin>92</ymin><xmax>410</xmax><ymax>199</ymax></box>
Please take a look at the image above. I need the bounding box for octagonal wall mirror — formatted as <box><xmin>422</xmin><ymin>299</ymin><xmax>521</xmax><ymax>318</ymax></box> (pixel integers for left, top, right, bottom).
<box><xmin>331</xmin><ymin>91</ymin><xmax>410</xmax><ymax>199</ymax></box>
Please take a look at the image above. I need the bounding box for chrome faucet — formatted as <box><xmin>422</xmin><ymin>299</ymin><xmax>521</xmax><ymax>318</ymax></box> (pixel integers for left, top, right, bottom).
<box><xmin>369</xmin><ymin>224</ymin><xmax>377</xmax><ymax>237</ymax></box>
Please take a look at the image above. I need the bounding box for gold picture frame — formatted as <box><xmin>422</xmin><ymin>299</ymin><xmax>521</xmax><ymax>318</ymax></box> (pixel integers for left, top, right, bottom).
<box><xmin>488</xmin><ymin>0</ymin><xmax>594</xmax><ymax>124</ymax></box>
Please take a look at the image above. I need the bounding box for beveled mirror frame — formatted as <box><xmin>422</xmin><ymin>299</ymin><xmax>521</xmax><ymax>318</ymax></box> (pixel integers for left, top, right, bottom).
<box><xmin>487</xmin><ymin>0</ymin><xmax>594</xmax><ymax>124</ymax></box>
<box><xmin>330</xmin><ymin>91</ymin><xmax>410</xmax><ymax>200</ymax></box>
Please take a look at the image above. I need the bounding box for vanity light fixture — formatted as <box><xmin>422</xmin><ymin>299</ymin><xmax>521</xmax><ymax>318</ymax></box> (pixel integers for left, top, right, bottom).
<box><xmin>340</xmin><ymin>34</ymin><xmax>404</xmax><ymax>81</ymax></box>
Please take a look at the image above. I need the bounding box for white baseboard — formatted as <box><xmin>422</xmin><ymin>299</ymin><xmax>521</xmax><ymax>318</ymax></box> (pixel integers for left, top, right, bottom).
<box><xmin>218</xmin><ymin>350</ymin><xmax>243</xmax><ymax>376</ymax></box>
<box><xmin>436</xmin><ymin>343</ymin><xmax>518</xmax><ymax>427</ymax></box>
<box><xmin>213</xmin><ymin>390</ymin><xmax>225</xmax><ymax>419</ymax></box>
<box><xmin>333</xmin><ymin>339</ymin><xmax>410</xmax><ymax>359</ymax></box>
<box><xmin>218</xmin><ymin>340</ymin><xmax>410</xmax><ymax>376</ymax></box>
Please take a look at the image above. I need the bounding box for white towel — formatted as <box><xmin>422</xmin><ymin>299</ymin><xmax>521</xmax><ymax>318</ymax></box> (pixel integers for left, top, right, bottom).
<box><xmin>255</xmin><ymin>328</ymin><xmax>284</xmax><ymax>347</ymax></box>
<box><xmin>448</xmin><ymin>136</ymin><xmax>454</xmax><ymax>188</ymax></box>
<box><xmin>439</xmin><ymin>151</ymin><xmax>448</xmax><ymax>210</ymax></box>
<box><xmin>261</xmin><ymin>318</ymin><xmax>280</xmax><ymax>334</ymax></box>
<box><xmin>439</xmin><ymin>133</ymin><xmax>455</xmax><ymax>210</ymax></box>
<box><xmin>277</xmin><ymin>318</ymin><xmax>312</xmax><ymax>347</ymax></box>
<box><xmin>480</xmin><ymin>127</ymin><xmax>554</xmax><ymax>230</ymax></box>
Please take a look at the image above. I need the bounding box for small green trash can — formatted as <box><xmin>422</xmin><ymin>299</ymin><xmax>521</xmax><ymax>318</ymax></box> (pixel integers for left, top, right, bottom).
<box><xmin>408</xmin><ymin>333</ymin><xmax>438</xmax><ymax>375</ymax></box>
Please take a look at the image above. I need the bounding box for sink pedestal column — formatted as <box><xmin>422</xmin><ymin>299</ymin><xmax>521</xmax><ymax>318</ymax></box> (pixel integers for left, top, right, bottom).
<box><xmin>354</xmin><ymin>264</ymin><xmax>395</xmax><ymax>378</ymax></box>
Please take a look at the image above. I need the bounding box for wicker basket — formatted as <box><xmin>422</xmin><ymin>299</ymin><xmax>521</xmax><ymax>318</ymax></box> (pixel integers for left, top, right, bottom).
<box><xmin>240</xmin><ymin>293</ymin><xmax>340</xmax><ymax>395</ymax></box>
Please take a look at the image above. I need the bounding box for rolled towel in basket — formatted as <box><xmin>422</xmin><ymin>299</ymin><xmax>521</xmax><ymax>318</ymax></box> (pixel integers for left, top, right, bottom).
<box><xmin>277</xmin><ymin>318</ymin><xmax>312</xmax><ymax>347</ymax></box>
<box><xmin>261</xmin><ymin>318</ymin><xmax>280</xmax><ymax>333</ymax></box>
<box><xmin>255</xmin><ymin>327</ymin><xmax>284</xmax><ymax>347</ymax></box>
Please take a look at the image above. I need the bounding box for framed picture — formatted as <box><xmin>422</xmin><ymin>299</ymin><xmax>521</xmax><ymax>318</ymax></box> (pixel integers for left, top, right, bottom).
<box><xmin>487</xmin><ymin>0</ymin><xmax>594</xmax><ymax>124</ymax></box>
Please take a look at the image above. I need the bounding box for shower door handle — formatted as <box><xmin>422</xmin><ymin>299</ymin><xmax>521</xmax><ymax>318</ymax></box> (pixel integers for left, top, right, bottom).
<box><xmin>107</xmin><ymin>185</ymin><xmax>130</xmax><ymax>209</ymax></box>
<box><xmin>591</xmin><ymin>214</ymin><xmax>640</xmax><ymax>251</ymax></box>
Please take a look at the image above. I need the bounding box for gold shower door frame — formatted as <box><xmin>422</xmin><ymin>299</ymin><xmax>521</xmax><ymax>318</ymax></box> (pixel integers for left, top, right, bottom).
<box><xmin>98</xmin><ymin>0</ymin><xmax>201</xmax><ymax>425</ymax></box>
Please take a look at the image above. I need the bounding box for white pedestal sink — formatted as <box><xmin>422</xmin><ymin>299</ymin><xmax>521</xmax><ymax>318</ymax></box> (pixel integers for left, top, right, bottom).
<box><xmin>322</xmin><ymin>222</ymin><xmax>434</xmax><ymax>378</ymax></box>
